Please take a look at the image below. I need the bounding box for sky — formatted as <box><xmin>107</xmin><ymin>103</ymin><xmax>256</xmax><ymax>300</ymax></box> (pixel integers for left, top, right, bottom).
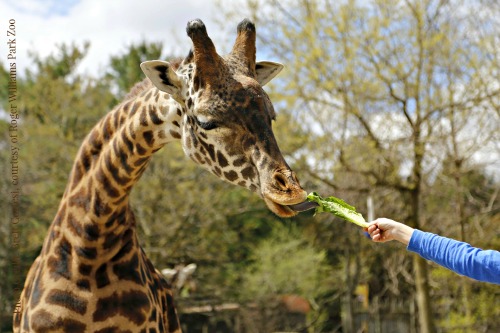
<box><xmin>0</xmin><ymin>0</ymin><xmax>250</xmax><ymax>77</ymax></box>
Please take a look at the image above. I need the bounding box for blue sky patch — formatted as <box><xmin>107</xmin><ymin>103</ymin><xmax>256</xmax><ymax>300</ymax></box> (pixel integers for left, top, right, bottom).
<box><xmin>7</xmin><ymin>0</ymin><xmax>80</xmax><ymax>18</ymax></box>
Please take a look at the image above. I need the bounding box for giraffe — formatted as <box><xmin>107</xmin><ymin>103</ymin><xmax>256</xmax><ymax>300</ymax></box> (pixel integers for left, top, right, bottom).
<box><xmin>13</xmin><ymin>18</ymin><xmax>307</xmax><ymax>333</ymax></box>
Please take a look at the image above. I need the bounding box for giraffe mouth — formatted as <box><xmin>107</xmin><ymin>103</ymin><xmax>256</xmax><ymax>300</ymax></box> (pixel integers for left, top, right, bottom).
<box><xmin>262</xmin><ymin>190</ymin><xmax>308</xmax><ymax>218</ymax></box>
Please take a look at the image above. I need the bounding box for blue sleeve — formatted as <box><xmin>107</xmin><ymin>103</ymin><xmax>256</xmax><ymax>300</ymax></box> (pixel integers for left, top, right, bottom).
<box><xmin>407</xmin><ymin>230</ymin><xmax>500</xmax><ymax>284</ymax></box>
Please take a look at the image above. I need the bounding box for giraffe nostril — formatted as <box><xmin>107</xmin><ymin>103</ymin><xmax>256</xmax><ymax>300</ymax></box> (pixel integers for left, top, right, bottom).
<box><xmin>274</xmin><ymin>173</ymin><xmax>289</xmax><ymax>191</ymax></box>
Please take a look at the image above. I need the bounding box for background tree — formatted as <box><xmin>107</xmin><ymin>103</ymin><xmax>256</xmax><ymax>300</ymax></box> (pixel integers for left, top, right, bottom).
<box><xmin>239</xmin><ymin>223</ymin><xmax>331</xmax><ymax>332</ymax></box>
<box><xmin>219</xmin><ymin>0</ymin><xmax>500</xmax><ymax>332</ymax></box>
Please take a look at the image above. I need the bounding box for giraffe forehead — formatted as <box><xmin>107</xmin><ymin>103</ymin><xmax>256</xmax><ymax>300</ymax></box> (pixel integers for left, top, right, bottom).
<box><xmin>195</xmin><ymin>77</ymin><xmax>270</xmax><ymax>114</ymax></box>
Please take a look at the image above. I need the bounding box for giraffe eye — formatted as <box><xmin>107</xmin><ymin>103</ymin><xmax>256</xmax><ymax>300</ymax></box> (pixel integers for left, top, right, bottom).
<box><xmin>196</xmin><ymin>118</ymin><xmax>218</xmax><ymax>131</ymax></box>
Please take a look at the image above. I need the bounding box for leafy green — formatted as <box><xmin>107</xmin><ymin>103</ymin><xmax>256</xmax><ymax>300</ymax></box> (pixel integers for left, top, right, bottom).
<box><xmin>307</xmin><ymin>192</ymin><xmax>369</xmax><ymax>228</ymax></box>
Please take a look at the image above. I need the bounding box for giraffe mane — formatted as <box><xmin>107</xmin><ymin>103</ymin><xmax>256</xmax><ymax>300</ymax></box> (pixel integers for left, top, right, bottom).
<box><xmin>123</xmin><ymin>78</ymin><xmax>154</xmax><ymax>101</ymax></box>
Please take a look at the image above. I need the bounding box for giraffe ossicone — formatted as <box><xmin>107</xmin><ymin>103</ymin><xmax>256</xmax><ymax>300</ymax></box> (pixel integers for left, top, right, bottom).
<box><xmin>14</xmin><ymin>18</ymin><xmax>306</xmax><ymax>333</ymax></box>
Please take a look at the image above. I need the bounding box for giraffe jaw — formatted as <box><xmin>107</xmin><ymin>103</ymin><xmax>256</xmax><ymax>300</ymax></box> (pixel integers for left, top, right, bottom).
<box><xmin>263</xmin><ymin>197</ymin><xmax>299</xmax><ymax>217</ymax></box>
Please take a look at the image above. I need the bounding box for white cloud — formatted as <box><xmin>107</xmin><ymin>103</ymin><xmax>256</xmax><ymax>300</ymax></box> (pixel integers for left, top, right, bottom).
<box><xmin>0</xmin><ymin>0</ymin><xmax>250</xmax><ymax>77</ymax></box>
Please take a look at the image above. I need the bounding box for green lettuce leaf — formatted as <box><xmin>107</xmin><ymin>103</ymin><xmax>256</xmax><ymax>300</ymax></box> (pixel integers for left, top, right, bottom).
<box><xmin>307</xmin><ymin>192</ymin><xmax>369</xmax><ymax>228</ymax></box>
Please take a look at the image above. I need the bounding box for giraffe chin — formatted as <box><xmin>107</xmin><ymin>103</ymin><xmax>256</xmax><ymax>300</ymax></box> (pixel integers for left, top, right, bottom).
<box><xmin>263</xmin><ymin>197</ymin><xmax>300</xmax><ymax>218</ymax></box>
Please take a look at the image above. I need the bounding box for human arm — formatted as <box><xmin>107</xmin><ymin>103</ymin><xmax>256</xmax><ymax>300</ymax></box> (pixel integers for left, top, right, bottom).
<box><xmin>367</xmin><ymin>218</ymin><xmax>500</xmax><ymax>284</ymax></box>
<box><xmin>408</xmin><ymin>230</ymin><xmax>500</xmax><ymax>284</ymax></box>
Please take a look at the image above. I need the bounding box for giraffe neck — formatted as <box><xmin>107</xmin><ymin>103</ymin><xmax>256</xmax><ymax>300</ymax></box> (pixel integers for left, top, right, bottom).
<box><xmin>49</xmin><ymin>83</ymin><xmax>184</xmax><ymax>259</ymax></box>
<box><xmin>17</xmin><ymin>83</ymin><xmax>186</xmax><ymax>332</ymax></box>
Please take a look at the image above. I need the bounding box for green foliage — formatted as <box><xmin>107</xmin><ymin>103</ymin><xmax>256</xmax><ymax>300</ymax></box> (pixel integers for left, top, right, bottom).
<box><xmin>240</xmin><ymin>223</ymin><xmax>330</xmax><ymax>302</ymax></box>
<box><xmin>28</xmin><ymin>42</ymin><xmax>90</xmax><ymax>80</ymax></box>
<box><xmin>431</xmin><ymin>266</ymin><xmax>500</xmax><ymax>332</ymax></box>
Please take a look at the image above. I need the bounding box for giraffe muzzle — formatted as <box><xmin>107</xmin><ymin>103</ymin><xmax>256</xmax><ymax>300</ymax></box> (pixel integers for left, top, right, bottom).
<box><xmin>261</xmin><ymin>169</ymin><xmax>308</xmax><ymax>217</ymax></box>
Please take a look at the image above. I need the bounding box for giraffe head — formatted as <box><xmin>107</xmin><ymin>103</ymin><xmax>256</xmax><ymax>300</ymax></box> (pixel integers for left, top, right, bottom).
<box><xmin>141</xmin><ymin>19</ymin><xmax>306</xmax><ymax>217</ymax></box>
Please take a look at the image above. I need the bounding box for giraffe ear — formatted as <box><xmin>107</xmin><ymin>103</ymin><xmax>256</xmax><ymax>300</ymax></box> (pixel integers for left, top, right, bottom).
<box><xmin>255</xmin><ymin>61</ymin><xmax>284</xmax><ymax>86</ymax></box>
<box><xmin>140</xmin><ymin>60</ymin><xmax>183</xmax><ymax>98</ymax></box>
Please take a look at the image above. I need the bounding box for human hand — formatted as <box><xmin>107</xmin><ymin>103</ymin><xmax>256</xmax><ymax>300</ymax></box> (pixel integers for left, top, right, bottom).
<box><xmin>365</xmin><ymin>218</ymin><xmax>414</xmax><ymax>245</ymax></box>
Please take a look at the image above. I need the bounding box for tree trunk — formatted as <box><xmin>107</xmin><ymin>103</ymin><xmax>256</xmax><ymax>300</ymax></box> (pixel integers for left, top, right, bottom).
<box><xmin>408</xmin><ymin>141</ymin><xmax>435</xmax><ymax>333</ymax></box>
<box><xmin>454</xmin><ymin>167</ymin><xmax>473</xmax><ymax>325</ymax></box>
<box><xmin>413</xmin><ymin>255</ymin><xmax>435</xmax><ymax>333</ymax></box>
<box><xmin>342</xmin><ymin>291</ymin><xmax>354</xmax><ymax>333</ymax></box>
<box><xmin>342</xmin><ymin>248</ymin><xmax>355</xmax><ymax>333</ymax></box>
